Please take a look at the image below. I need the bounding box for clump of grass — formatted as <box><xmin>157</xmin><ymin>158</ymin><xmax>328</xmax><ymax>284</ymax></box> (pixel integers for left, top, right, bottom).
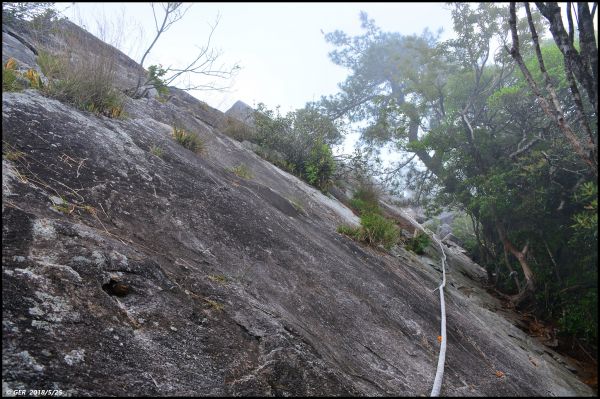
<box><xmin>52</xmin><ymin>196</ymin><xmax>74</xmax><ymax>214</ymax></box>
<box><xmin>359</xmin><ymin>213</ymin><xmax>400</xmax><ymax>250</ymax></box>
<box><xmin>3</xmin><ymin>149</ymin><xmax>26</xmax><ymax>161</ymax></box>
<box><xmin>149</xmin><ymin>144</ymin><xmax>164</xmax><ymax>158</ymax></box>
<box><xmin>205</xmin><ymin>299</ymin><xmax>224</xmax><ymax>311</ymax></box>
<box><xmin>337</xmin><ymin>224</ymin><xmax>361</xmax><ymax>237</ymax></box>
<box><xmin>288</xmin><ymin>198</ymin><xmax>306</xmax><ymax>214</ymax></box>
<box><xmin>172</xmin><ymin>127</ymin><xmax>205</xmax><ymax>153</ymax></box>
<box><xmin>338</xmin><ymin>213</ymin><xmax>399</xmax><ymax>251</ymax></box>
<box><xmin>36</xmin><ymin>50</ymin><xmax>63</xmax><ymax>80</ymax></box>
<box><xmin>338</xmin><ymin>186</ymin><xmax>400</xmax><ymax>250</ymax></box>
<box><xmin>229</xmin><ymin>163</ymin><xmax>253</xmax><ymax>179</ymax></box>
<box><xmin>36</xmin><ymin>46</ymin><xmax>125</xmax><ymax>118</ymax></box>
<box><xmin>405</xmin><ymin>231</ymin><xmax>431</xmax><ymax>255</ymax></box>
<box><xmin>3</xmin><ymin>58</ymin><xmax>26</xmax><ymax>92</ymax></box>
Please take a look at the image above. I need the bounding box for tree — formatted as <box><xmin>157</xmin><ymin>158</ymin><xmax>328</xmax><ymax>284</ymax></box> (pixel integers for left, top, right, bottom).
<box><xmin>318</xmin><ymin>6</ymin><xmax>538</xmax><ymax>296</ymax></box>
<box><xmin>128</xmin><ymin>3</ymin><xmax>240</xmax><ymax>99</ymax></box>
<box><xmin>507</xmin><ymin>2</ymin><xmax>597</xmax><ymax>177</ymax></box>
<box><xmin>320</xmin><ymin>4</ymin><xmax>598</xmax><ymax>343</ymax></box>
<box><xmin>2</xmin><ymin>2</ymin><xmax>56</xmax><ymax>22</ymax></box>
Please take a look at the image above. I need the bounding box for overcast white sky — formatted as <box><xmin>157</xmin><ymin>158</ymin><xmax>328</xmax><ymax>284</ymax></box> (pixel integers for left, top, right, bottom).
<box><xmin>56</xmin><ymin>3</ymin><xmax>455</xmax><ymax>114</ymax></box>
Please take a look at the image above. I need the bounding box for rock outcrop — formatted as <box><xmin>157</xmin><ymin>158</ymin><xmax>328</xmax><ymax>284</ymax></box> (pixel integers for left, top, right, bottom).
<box><xmin>2</xmin><ymin>19</ymin><xmax>594</xmax><ymax>396</ymax></box>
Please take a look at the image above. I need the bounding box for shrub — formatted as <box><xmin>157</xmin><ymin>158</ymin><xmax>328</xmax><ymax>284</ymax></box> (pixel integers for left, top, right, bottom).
<box><xmin>305</xmin><ymin>138</ymin><xmax>336</xmax><ymax>191</ymax></box>
<box><xmin>172</xmin><ymin>127</ymin><xmax>205</xmax><ymax>153</ymax></box>
<box><xmin>405</xmin><ymin>232</ymin><xmax>431</xmax><ymax>255</ymax></box>
<box><xmin>146</xmin><ymin>64</ymin><xmax>169</xmax><ymax>98</ymax></box>
<box><xmin>252</xmin><ymin>103</ymin><xmax>340</xmax><ymax>191</ymax></box>
<box><xmin>349</xmin><ymin>184</ymin><xmax>381</xmax><ymax>216</ymax></box>
<box><xmin>229</xmin><ymin>164</ymin><xmax>253</xmax><ymax>179</ymax></box>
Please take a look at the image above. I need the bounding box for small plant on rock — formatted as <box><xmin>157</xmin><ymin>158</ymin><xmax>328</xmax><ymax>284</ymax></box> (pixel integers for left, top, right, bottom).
<box><xmin>172</xmin><ymin>127</ymin><xmax>205</xmax><ymax>154</ymax></box>
<box><xmin>405</xmin><ymin>231</ymin><xmax>431</xmax><ymax>255</ymax></box>
<box><xmin>149</xmin><ymin>144</ymin><xmax>164</xmax><ymax>158</ymax></box>
<box><xmin>229</xmin><ymin>163</ymin><xmax>253</xmax><ymax>179</ymax></box>
<box><xmin>338</xmin><ymin>213</ymin><xmax>399</xmax><ymax>251</ymax></box>
<box><xmin>2</xmin><ymin>58</ymin><xmax>25</xmax><ymax>92</ymax></box>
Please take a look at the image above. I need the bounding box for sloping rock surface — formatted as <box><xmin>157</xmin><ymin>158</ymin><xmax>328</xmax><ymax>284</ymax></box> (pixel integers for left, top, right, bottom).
<box><xmin>2</xmin><ymin>20</ymin><xmax>594</xmax><ymax>397</ymax></box>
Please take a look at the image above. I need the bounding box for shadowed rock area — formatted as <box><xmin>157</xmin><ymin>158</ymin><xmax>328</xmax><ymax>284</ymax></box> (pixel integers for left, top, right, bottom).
<box><xmin>2</xmin><ymin>20</ymin><xmax>594</xmax><ymax>396</ymax></box>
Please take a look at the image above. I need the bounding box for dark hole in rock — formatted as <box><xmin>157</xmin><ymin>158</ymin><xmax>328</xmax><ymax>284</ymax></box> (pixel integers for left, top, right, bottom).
<box><xmin>102</xmin><ymin>279</ymin><xmax>130</xmax><ymax>297</ymax></box>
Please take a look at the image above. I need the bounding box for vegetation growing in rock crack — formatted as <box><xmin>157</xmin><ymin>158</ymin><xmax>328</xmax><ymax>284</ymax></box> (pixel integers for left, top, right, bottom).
<box><xmin>228</xmin><ymin>163</ymin><xmax>253</xmax><ymax>179</ymax></box>
<box><xmin>149</xmin><ymin>144</ymin><xmax>164</xmax><ymax>158</ymax></box>
<box><xmin>405</xmin><ymin>232</ymin><xmax>431</xmax><ymax>255</ymax></box>
<box><xmin>338</xmin><ymin>184</ymin><xmax>399</xmax><ymax>251</ymax></box>
<box><xmin>172</xmin><ymin>127</ymin><xmax>205</xmax><ymax>154</ymax></box>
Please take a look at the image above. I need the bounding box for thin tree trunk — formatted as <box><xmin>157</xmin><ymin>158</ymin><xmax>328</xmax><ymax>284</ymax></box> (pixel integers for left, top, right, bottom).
<box><xmin>503</xmin><ymin>246</ymin><xmax>522</xmax><ymax>293</ymax></box>
<box><xmin>496</xmin><ymin>223</ymin><xmax>535</xmax><ymax>306</ymax></box>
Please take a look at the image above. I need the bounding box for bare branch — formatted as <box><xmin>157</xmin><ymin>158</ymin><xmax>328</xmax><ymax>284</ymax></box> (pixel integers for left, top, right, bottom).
<box><xmin>129</xmin><ymin>4</ymin><xmax>238</xmax><ymax>99</ymax></box>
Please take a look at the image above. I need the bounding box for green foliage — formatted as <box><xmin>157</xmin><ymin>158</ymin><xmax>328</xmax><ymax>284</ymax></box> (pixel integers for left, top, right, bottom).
<box><xmin>405</xmin><ymin>232</ymin><xmax>431</xmax><ymax>255</ymax></box>
<box><xmin>2</xmin><ymin>59</ymin><xmax>24</xmax><ymax>92</ymax></box>
<box><xmin>305</xmin><ymin>138</ymin><xmax>336</xmax><ymax>190</ymax></box>
<box><xmin>36</xmin><ymin>50</ymin><xmax>63</xmax><ymax>80</ymax></box>
<box><xmin>228</xmin><ymin>164</ymin><xmax>253</xmax><ymax>179</ymax></box>
<box><xmin>340</xmin><ymin>183</ymin><xmax>399</xmax><ymax>250</ymax></box>
<box><xmin>321</xmin><ymin>3</ymin><xmax>598</xmax><ymax>349</ymax></box>
<box><xmin>147</xmin><ymin>64</ymin><xmax>169</xmax><ymax>98</ymax></box>
<box><xmin>337</xmin><ymin>224</ymin><xmax>359</xmax><ymax>236</ymax></box>
<box><xmin>359</xmin><ymin>213</ymin><xmax>400</xmax><ymax>250</ymax></box>
<box><xmin>2</xmin><ymin>2</ymin><xmax>56</xmax><ymax>24</ymax></box>
<box><xmin>149</xmin><ymin>144</ymin><xmax>164</xmax><ymax>158</ymax></box>
<box><xmin>2</xmin><ymin>58</ymin><xmax>44</xmax><ymax>92</ymax></box>
<box><xmin>349</xmin><ymin>185</ymin><xmax>381</xmax><ymax>216</ymax></box>
<box><xmin>570</xmin><ymin>182</ymin><xmax>598</xmax><ymax>241</ymax></box>
<box><xmin>172</xmin><ymin>127</ymin><xmax>204</xmax><ymax>153</ymax></box>
<box><xmin>252</xmin><ymin>103</ymin><xmax>339</xmax><ymax>190</ymax></box>
<box><xmin>51</xmin><ymin>196</ymin><xmax>72</xmax><ymax>214</ymax></box>
<box><xmin>450</xmin><ymin>212</ymin><xmax>478</xmax><ymax>255</ymax></box>
<box><xmin>559</xmin><ymin>290</ymin><xmax>598</xmax><ymax>341</ymax></box>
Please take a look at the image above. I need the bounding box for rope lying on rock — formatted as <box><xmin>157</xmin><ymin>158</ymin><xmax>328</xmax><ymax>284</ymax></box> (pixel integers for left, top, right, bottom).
<box><xmin>400</xmin><ymin>211</ymin><xmax>448</xmax><ymax>397</ymax></box>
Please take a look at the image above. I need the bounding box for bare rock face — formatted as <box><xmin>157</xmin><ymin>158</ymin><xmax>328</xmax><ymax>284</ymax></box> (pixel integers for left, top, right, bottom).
<box><xmin>2</xmin><ymin>19</ymin><xmax>594</xmax><ymax>397</ymax></box>
<box><xmin>225</xmin><ymin>100</ymin><xmax>256</xmax><ymax>127</ymax></box>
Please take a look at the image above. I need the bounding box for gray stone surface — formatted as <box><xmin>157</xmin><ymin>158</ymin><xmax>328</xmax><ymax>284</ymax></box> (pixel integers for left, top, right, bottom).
<box><xmin>2</xmin><ymin>19</ymin><xmax>594</xmax><ymax>397</ymax></box>
<box><xmin>225</xmin><ymin>100</ymin><xmax>256</xmax><ymax>126</ymax></box>
<box><xmin>2</xmin><ymin>28</ymin><xmax>38</xmax><ymax>70</ymax></box>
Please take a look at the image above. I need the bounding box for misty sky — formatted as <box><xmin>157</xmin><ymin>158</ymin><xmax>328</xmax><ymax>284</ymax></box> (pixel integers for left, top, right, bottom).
<box><xmin>57</xmin><ymin>3</ymin><xmax>454</xmax><ymax>114</ymax></box>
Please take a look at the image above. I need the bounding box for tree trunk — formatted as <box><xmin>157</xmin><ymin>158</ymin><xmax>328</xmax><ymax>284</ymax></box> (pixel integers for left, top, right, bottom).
<box><xmin>496</xmin><ymin>223</ymin><xmax>536</xmax><ymax>307</ymax></box>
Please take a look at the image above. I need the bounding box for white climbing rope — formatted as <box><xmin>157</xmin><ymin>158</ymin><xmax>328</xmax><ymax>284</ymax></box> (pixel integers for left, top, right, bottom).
<box><xmin>400</xmin><ymin>211</ymin><xmax>448</xmax><ymax>397</ymax></box>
